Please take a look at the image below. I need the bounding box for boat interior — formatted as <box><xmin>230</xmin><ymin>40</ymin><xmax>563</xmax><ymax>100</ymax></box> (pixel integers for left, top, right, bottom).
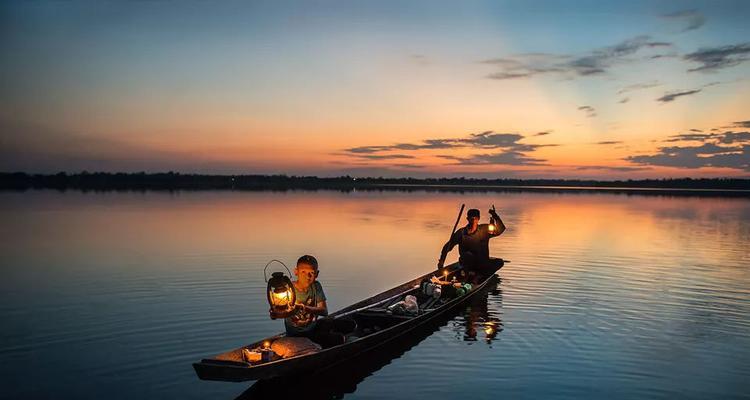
<box><xmin>206</xmin><ymin>268</ymin><xmax>481</xmax><ymax>367</ymax></box>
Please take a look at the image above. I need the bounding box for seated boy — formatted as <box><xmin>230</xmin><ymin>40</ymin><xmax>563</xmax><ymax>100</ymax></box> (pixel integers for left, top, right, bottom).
<box><xmin>283</xmin><ymin>255</ymin><xmax>354</xmax><ymax>348</ymax></box>
<box><xmin>285</xmin><ymin>255</ymin><xmax>328</xmax><ymax>337</ymax></box>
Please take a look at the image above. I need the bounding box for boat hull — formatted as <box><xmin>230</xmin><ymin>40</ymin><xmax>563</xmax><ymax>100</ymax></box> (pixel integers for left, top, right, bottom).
<box><xmin>193</xmin><ymin>259</ymin><xmax>503</xmax><ymax>382</ymax></box>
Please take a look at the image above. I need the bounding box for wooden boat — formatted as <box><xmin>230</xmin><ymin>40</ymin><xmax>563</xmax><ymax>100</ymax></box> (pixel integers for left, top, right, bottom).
<box><xmin>193</xmin><ymin>258</ymin><xmax>504</xmax><ymax>382</ymax></box>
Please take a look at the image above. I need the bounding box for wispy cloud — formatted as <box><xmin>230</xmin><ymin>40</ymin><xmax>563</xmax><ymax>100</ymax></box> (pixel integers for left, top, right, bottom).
<box><xmin>656</xmin><ymin>81</ymin><xmax>728</xmax><ymax>103</ymax></box>
<box><xmin>617</xmin><ymin>81</ymin><xmax>662</xmax><ymax>94</ymax></box>
<box><xmin>348</xmin><ymin>154</ymin><xmax>415</xmax><ymax>160</ymax></box>
<box><xmin>684</xmin><ymin>43</ymin><xmax>750</xmax><ymax>72</ymax></box>
<box><xmin>656</xmin><ymin>89</ymin><xmax>702</xmax><ymax>103</ymax></box>
<box><xmin>718</xmin><ymin>132</ymin><xmax>750</xmax><ymax>144</ymax></box>
<box><xmin>663</xmin><ymin>132</ymin><xmax>715</xmax><ymax>142</ymax></box>
<box><xmin>733</xmin><ymin>120</ymin><xmax>750</xmax><ymax>128</ymax></box>
<box><xmin>661</xmin><ymin>10</ymin><xmax>706</xmax><ymax>32</ymax></box>
<box><xmin>626</xmin><ymin>144</ymin><xmax>750</xmax><ymax>171</ymax></box>
<box><xmin>575</xmin><ymin>165</ymin><xmax>650</xmax><ymax>172</ymax></box>
<box><xmin>439</xmin><ymin>151</ymin><xmax>547</xmax><ymax>166</ymax></box>
<box><xmin>344</xmin><ymin>131</ymin><xmax>555</xmax><ymax>155</ymax></box>
<box><xmin>578</xmin><ymin>105</ymin><xmax>597</xmax><ymax>117</ymax></box>
<box><xmin>392</xmin><ymin>163</ymin><xmax>426</xmax><ymax>169</ymax></box>
<box><xmin>662</xmin><ymin>130</ymin><xmax>750</xmax><ymax>145</ymax></box>
<box><xmin>482</xmin><ymin>36</ymin><xmax>671</xmax><ymax>80</ymax></box>
<box><xmin>625</xmin><ymin>123</ymin><xmax>750</xmax><ymax>171</ymax></box>
<box><xmin>595</xmin><ymin>141</ymin><xmax>623</xmax><ymax>145</ymax></box>
<box><xmin>343</xmin><ymin>131</ymin><xmax>557</xmax><ymax>167</ymax></box>
<box><xmin>534</xmin><ymin>131</ymin><xmax>552</xmax><ymax>136</ymax></box>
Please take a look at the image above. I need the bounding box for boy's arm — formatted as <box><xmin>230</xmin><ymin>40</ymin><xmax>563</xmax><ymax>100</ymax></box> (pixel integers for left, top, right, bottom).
<box><xmin>299</xmin><ymin>282</ymin><xmax>328</xmax><ymax>316</ymax></box>
<box><xmin>301</xmin><ymin>300</ymin><xmax>328</xmax><ymax>316</ymax></box>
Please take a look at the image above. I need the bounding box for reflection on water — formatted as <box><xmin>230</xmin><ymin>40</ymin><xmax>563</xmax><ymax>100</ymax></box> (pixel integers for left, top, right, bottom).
<box><xmin>459</xmin><ymin>280</ymin><xmax>503</xmax><ymax>344</ymax></box>
<box><xmin>0</xmin><ymin>190</ymin><xmax>749</xmax><ymax>399</ymax></box>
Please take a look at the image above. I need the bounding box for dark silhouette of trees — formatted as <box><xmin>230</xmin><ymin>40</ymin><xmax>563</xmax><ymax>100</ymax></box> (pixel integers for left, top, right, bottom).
<box><xmin>1</xmin><ymin>171</ymin><xmax>748</xmax><ymax>195</ymax></box>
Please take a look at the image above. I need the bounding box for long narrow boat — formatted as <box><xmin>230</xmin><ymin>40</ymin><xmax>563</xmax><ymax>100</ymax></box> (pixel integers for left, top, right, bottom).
<box><xmin>193</xmin><ymin>258</ymin><xmax>504</xmax><ymax>382</ymax></box>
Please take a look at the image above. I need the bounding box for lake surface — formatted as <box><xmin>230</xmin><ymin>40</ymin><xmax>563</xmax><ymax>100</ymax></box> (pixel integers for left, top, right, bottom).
<box><xmin>1</xmin><ymin>189</ymin><xmax>749</xmax><ymax>399</ymax></box>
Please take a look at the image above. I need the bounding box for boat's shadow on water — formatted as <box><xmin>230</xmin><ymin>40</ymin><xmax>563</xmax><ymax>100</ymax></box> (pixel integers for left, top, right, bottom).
<box><xmin>236</xmin><ymin>276</ymin><xmax>503</xmax><ymax>400</ymax></box>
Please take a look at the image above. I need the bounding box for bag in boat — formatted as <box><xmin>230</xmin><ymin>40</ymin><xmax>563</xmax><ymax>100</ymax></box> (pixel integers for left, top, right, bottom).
<box><xmin>270</xmin><ymin>337</ymin><xmax>322</xmax><ymax>358</ymax></box>
<box><xmin>420</xmin><ymin>281</ymin><xmax>442</xmax><ymax>299</ymax></box>
<box><xmin>387</xmin><ymin>295</ymin><xmax>419</xmax><ymax>315</ymax></box>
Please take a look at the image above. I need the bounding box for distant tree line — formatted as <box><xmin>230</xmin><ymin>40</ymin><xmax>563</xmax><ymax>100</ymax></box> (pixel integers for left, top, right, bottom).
<box><xmin>1</xmin><ymin>171</ymin><xmax>749</xmax><ymax>193</ymax></box>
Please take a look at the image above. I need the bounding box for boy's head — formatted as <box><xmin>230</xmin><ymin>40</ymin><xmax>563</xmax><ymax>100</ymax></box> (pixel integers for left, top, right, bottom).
<box><xmin>295</xmin><ymin>254</ymin><xmax>319</xmax><ymax>285</ymax></box>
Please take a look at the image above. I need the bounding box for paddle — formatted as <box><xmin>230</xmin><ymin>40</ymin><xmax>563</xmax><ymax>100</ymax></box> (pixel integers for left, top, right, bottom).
<box><xmin>450</xmin><ymin>203</ymin><xmax>465</xmax><ymax>240</ymax></box>
<box><xmin>437</xmin><ymin>204</ymin><xmax>465</xmax><ymax>272</ymax></box>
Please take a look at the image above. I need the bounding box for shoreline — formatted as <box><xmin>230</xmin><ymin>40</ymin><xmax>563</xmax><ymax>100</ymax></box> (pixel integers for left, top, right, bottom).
<box><xmin>2</xmin><ymin>172</ymin><xmax>749</xmax><ymax>197</ymax></box>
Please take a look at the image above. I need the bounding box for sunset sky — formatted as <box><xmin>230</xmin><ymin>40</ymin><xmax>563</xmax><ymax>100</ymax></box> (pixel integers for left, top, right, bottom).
<box><xmin>1</xmin><ymin>0</ymin><xmax>749</xmax><ymax>179</ymax></box>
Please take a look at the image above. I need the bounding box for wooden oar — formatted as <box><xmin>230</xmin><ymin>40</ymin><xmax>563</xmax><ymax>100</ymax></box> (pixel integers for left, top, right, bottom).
<box><xmin>438</xmin><ymin>203</ymin><xmax>465</xmax><ymax>274</ymax></box>
<box><xmin>450</xmin><ymin>203</ymin><xmax>465</xmax><ymax>239</ymax></box>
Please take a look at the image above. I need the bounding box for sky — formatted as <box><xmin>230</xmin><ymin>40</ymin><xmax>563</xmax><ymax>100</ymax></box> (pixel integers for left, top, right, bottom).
<box><xmin>1</xmin><ymin>0</ymin><xmax>749</xmax><ymax>179</ymax></box>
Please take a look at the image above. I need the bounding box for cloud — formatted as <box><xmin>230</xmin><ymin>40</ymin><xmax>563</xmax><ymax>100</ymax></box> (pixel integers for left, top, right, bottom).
<box><xmin>341</xmin><ymin>130</ymin><xmax>557</xmax><ymax>167</ymax></box>
<box><xmin>578</xmin><ymin>105</ymin><xmax>597</xmax><ymax>117</ymax></box>
<box><xmin>733</xmin><ymin>120</ymin><xmax>750</xmax><ymax>128</ymax></box>
<box><xmin>717</xmin><ymin>131</ymin><xmax>750</xmax><ymax>144</ymax></box>
<box><xmin>663</xmin><ymin>132</ymin><xmax>716</xmax><ymax>142</ymax></box>
<box><xmin>482</xmin><ymin>36</ymin><xmax>672</xmax><ymax>80</ymax></box>
<box><xmin>656</xmin><ymin>81</ymin><xmax>729</xmax><ymax>103</ymax></box>
<box><xmin>441</xmin><ymin>151</ymin><xmax>547</xmax><ymax>166</ymax></box>
<box><xmin>344</xmin><ymin>131</ymin><xmax>554</xmax><ymax>155</ymax></box>
<box><xmin>624</xmin><ymin>123</ymin><xmax>750</xmax><ymax>171</ymax></box>
<box><xmin>534</xmin><ymin>131</ymin><xmax>551</xmax><ymax>136</ymax></box>
<box><xmin>656</xmin><ymin>89</ymin><xmax>702</xmax><ymax>103</ymax></box>
<box><xmin>617</xmin><ymin>81</ymin><xmax>662</xmax><ymax>94</ymax></box>
<box><xmin>684</xmin><ymin>43</ymin><xmax>750</xmax><ymax>72</ymax></box>
<box><xmin>663</xmin><ymin>130</ymin><xmax>750</xmax><ymax>145</ymax></box>
<box><xmin>351</xmin><ymin>154</ymin><xmax>415</xmax><ymax>160</ymax></box>
<box><xmin>626</xmin><ymin>144</ymin><xmax>749</xmax><ymax>171</ymax></box>
<box><xmin>392</xmin><ymin>163</ymin><xmax>426</xmax><ymax>169</ymax></box>
<box><xmin>595</xmin><ymin>141</ymin><xmax>623</xmax><ymax>145</ymax></box>
<box><xmin>575</xmin><ymin>165</ymin><xmax>650</xmax><ymax>172</ymax></box>
<box><xmin>344</xmin><ymin>145</ymin><xmax>392</xmax><ymax>154</ymax></box>
<box><xmin>458</xmin><ymin>132</ymin><xmax>525</xmax><ymax>148</ymax></box>
<box><xmin>661</xmin><ymin>10</ymin><xmax>706</xmax><ymax>32</ymax></box>
<box><xmin>619</xmin><ymin>97</ymin><xmax>630</xmax><ymax>104</ymax></box>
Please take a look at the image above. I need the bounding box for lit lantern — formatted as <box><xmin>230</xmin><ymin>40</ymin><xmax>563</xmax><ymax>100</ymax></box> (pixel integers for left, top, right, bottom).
<box><xmin>264</xmin><ymin>260</ymin><xmax>296</xmax><ymax>320</ymax></box>
<box><xmin>267</xmin><ymin>272</ymin><xmax>295</xmax><ymax>319</ymax></box>
<box><xmin>488</xmin><ymin>223</ymin><xmax>496</xmax><ymax>232</ymax></box>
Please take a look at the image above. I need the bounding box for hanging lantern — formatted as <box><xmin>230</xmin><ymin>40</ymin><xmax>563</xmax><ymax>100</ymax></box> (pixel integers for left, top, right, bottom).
<box><xmin>264</xmin><ymin>260</ymin><xmax>296</xmax><ymax>319</ymax></box>
<box><xmin>488</xmin><ymin>223</ymin><xmax>496</xmax><ymax>232</ymax></box>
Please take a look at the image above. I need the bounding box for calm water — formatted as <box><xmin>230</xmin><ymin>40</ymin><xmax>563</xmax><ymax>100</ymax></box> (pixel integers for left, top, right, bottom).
<box><xmin>1</xmin><ymin>189</ymin><xmax>749</xmax><ymax>399</ymax></box>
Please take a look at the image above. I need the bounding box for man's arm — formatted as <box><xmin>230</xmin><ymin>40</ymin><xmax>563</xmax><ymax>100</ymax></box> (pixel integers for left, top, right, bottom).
<box><xmin>489</xmin><ymin>209</ymin><xmax>506</xmax><ymax>236</ymax></box>
<box><xmin>438</xmin><ymin>230</ymin><xmax>460</xmax><ymax>268</ymax></box>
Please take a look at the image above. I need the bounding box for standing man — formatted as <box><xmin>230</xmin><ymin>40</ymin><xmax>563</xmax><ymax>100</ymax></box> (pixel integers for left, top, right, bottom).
<box><xmin>437</xmin><ymin>206</ymin><xmax>506</xmax><ymax>277</ymax></box>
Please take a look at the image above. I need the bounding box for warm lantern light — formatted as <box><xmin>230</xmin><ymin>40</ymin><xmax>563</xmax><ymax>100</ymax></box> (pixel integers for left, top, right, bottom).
<box><xmin>488</xmin><ymin>224</ymin><xmax>495</xmax><ymax>232</ymax></box>
<box><xmin>263</xmin><ymin>341</ymin><xmax>271</xmax><ymax>349</ymax></box>
<box><xmin>267</xmin><ymin>271</ymin><xmax>296</xmax><ymax>319</ymax></box>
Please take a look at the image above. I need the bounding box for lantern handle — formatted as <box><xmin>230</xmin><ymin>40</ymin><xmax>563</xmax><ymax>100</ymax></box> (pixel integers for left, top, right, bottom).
<box><xmin>263</xmin><ymin>259</ymin><xmax>293</xmax><ymax>282</ymax></box>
